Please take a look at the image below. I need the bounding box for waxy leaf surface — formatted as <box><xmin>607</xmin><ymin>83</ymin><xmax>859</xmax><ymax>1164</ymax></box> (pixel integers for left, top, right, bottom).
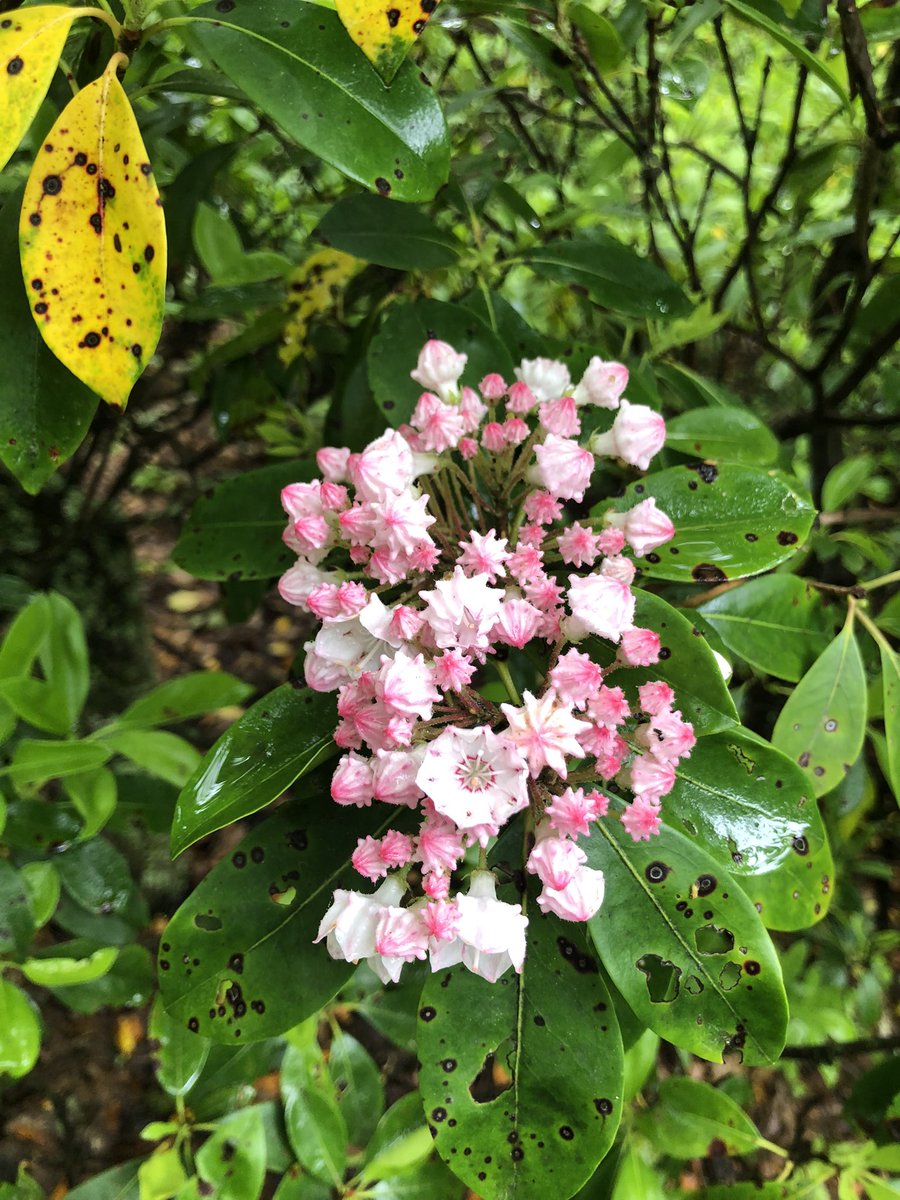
<box><xmin>418</xmin><ymin>910</ymin><xmax>623</xmax><ymax>1200</ymax></box>
<box><xmin>587</xmin><ymin>820</ymin><xmax>788</xmax><ymax>1065</ymax></box>
<box><xmin>158</xmin><ymin>794</ymin><xmax>402</xmax><ymax>1042</ymax></box>
<box><xmin>603</xmin><ymin>465</ymin><xmax>816</xmax><ymax>584</ymax></box>
<box><xmin>665</xmin><ymin>729</ymin><xmax>833</xmax><ymax>930</ymax></box>
<box><xmin>188</xmin><ymin>1</ymin><xmax>450</xmax><ymax>202</ymax></box>
<box><xmin>171</xmin><ymin>684</ymin><xmax>338</xmax><ymax>856</ymax></box>
<box><xmin>336</xmin><ymin>0</ymin><xmax>442</xmax><ymax>83</ymax></box>
<box><xmin>772</xmin><ymin>625</ymin><xmax>867</xmax><ymax>797</ymax></box>
<box><xmin>700</xmin><ymin>575</ymin><xmax>835</xmax><ymax>682</ymax></box>
<box><xmin>0</xmin><ymin>6</ymin><xmax>79</xmax><ymax>172</ymax></box>
<box><xmin>588</xmin><ymin>590</ymin><xmax>738</xmax><ymax>736</ymax></box>
<box><xmin>19</xmin><ymin>61</ymin><xmax>166</xmax><ymax>408</ymax></box>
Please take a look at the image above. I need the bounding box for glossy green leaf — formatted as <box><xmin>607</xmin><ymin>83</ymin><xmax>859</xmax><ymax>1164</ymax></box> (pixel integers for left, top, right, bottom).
<box><xmin>99</xmin><ymin>728</ymin><xmax>201</xmax><ymax>788</ymax></box>
<box><xmin>188</xmin><ymin>2</ymin><xmax>450</xmax><ymax>201</ymax></box>
<box><xmin>601</xmin><ymin>465</ymin><xmax>816</xmax><ymax>584</ymax></box>
<box><xmin>159</xmin><ymin>795</ymin><xmax>400</xmax><ymax>1042</ymax></box>
<box><xmin>117</xmin><ymin>671</ymin><xmax>253</xmax><ymax>729</ymax></box>
<box><xmin>173</xmin><ymin>459</ymin><xmax>315</xmax><ymax>582</ymax></box>
<box><xmin>64</xmin><ymin>766</ymin><xmax>117</xmax><ymax>839</ymax></box>
<box><xmin>149</xmin><ymin>996</ymin><xmax>210</xmax><ymax>1097</ymax></box>
<box><xmin>370</xmin><ymin>1162</ymin><xmax>466</xmax><ymax>1200</ymax></box>
<box><xmin>0</xmin><ymin>189</ymin><xmax>98</xmax><ymax>489</ymax></box>
<box><xmin>586</xmin><ymin>820</ymin><xmax>788</xmax><ymax>1064</ymax></box>
<box><xmin>171</xmin><ymin>684</ymin><xmax>338</xmax><ymax>857</ymax></box>
<box><xmin>0</xmin><ymin>592</ymin><xmax>48</xmax><ymax>678</ymax></box>
<box><xmin>196</xmin><ymin>1106</ymin><xmax>266</xmax><ymax>1197</ymax></box>
<box><xmin>700</xmin><ymin>576</ymin><xmax>835</xmax><ymax>682</ymax></box>
<box><xmin>329</xmin><ymin>1031</ymin><xmax>384</xmax><ymax>1147</ymax></box>
<box><xmin>523</xmin><ymin>236</ymin><xmax>692</xmax><ymax>320</ymax></box>
<box><xmin>722</xmin><ymin>0</ymin><xmax>850</xmax><ymax>108</ymax></box>
<box><xmin>5</xmin><ymin>738</ymin><xmax>111</xmax><ymax>785</ymax></box>
<box><xmin>569</xmin><ymin>4</ymin><xmax>625</xmax><ymax>72</ymax></box>
<box><xmin>666</xmin><ymin>728</ymin><xmax>833</xmax><ymax>930</ymax></box>
<box><xmin>369</xmin><ymin>299</ymin><xmax>515</xmax><ymax>428</ymax></box>
<box><xmin>272</xmin><ymin>1168</ymin><xmax>333</xmax><ymax>1200</ymax></box>
<box><xmin>315</xmin><ymin>193</ymin><xmax>461</xmax><ymax>271</ymax></box>
<box><xmin>51</xmin><ymin>944</ymin><xmax>154</xmax><ymax>1015</ymax></box>
<box><xmin>0</xmin><ymin>978</ymin><xmax>41</xmax><ymax>1079</ymax></box>
<box><xmin>418</xmin><ymin>910</ymin><xmax>624</xmax><ymax>1200</ymax></box>
<box><xmin>362</xmin><ymin>1093</ymin><xmax>433</xmax><ymax>1182</ymax></box>
<box><xmin>821</xmin><ymin>454</ymin><xmax>874</xmax><ymax>512</ymax></box>
<box><xmin>282</xmin><ymin>1049</ymin><xmax>348</xmax><ymax>1186</ymax></box>
<box><xmin>0</xmin><ymin>859</ymin><xmax>34</xmax><ymax>959</ymax></box>
<box><xmin>590</xmin><ymin>590</ymin><xmax>738</xmax><ymax>735</ymax></box>
<box><xmin>881</xmin><ymin>643</ymin><xmax>900</xmax><ymax>803</ymax></box>
<box><xmin>0</xmin><ymin>592</ymin><xmax>90</xmax><ymax>734</ymax></box>
<box><xmin>772</xmin><ymin>624</ymin><xmax>867</xmax><ymax>797</ymax></box>
<box><xmin>665</xmin><ymin>407</ymin><xmax>778</xmax><ymax>466</ymax></box>
<box><xmin>20</xmin><ymin>861</ymin><xmax>60</xmax><ymax>928</ymax></box>
<box><xmin>56</xmin><ymin>838</ymin><xmax>134</xmax><ymax>915</ymax></box>
<box><xmin>20</xmin><ymin>945</ymin><xmax>117</xmax><ymax>987</ymax></box>
<box><xmin>643</xmin><ymin>1077</ymin><xmax>764</xmax><ymax>1157</ymax></box>
<box><xmin>139</xmin><ymin>1148</ymin><xmax>187</xmax><ymax>1200</ymax></box>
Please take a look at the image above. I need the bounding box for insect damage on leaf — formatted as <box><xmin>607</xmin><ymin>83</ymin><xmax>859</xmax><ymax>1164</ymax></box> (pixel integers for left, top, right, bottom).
<box><xmin>336</xmin><ymin>0</ymin><xmax>441</xmax><ymax>83</ymax></box>
<box><xmin>0</xmin><ymin>6</ymin><xmax>81</xmax><ymax>173</ymax></box>
<box><xmin>18</xmin><ymin>54</ymin><xmax>166</xmax><ymax>409</ymax></box>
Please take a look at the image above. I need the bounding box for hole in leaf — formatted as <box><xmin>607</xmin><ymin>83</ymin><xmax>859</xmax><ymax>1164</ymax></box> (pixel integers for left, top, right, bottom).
<box><xmin>270</xmin><ymin>886</ymin><xmax>297</xmax><ymax>906</ymax></box>
<box><xmin>694</xmin><ymin>924</ymin><xmax>734</xmax><ymax>955</ymax></box>
<box><xmin>718</xmin><ymin>962</ymin><xmax>742</xmax><ymax>991</ymax></box>
<box><xmin>194</xmin><ymin>913</ymin><xmax>223</xmax><ymax>931</ymax></box>
<box><xmin>468</xmin><ymin>1050</ymin><xmax>512</xmax><ymax>1104</ymax></box>
<box><xmin>636</xmin><ymin>954</ymin><xmax>681</xmax><ymax>1003</ymax></box>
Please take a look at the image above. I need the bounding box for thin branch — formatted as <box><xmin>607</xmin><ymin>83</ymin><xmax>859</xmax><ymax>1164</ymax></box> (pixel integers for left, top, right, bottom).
<box><xmin>781</xmin><ymin>1034</ymin><xmax>900</xmax><ymax>1063</ymax></box>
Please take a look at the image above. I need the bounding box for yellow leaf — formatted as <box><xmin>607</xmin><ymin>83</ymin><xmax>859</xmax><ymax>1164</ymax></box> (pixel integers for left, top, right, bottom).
<box><xmin>336</xmin><ymin>0</ymin><xmax>441</xmax><ymax>83</ymax></box>
<box><xmin>19</xmin><ymin>55</ymin><xmax>166</xmax><ymax>409</ymax></box>
<box><xmin>0</xmin><ymin>6</ymin><xmax>81</xmax><ymax>173</ymax></box>
<box><xmin>280</xmin><ymin>249</ymin><xmax>361</xmax><ymax>366</ymax></box>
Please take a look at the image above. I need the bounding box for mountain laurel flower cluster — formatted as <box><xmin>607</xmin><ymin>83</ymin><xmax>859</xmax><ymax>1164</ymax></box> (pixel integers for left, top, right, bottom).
<box><xmin>278</xmin><ymin>341</ymin><xmax>695</xmax><ymax>986</ymax></box>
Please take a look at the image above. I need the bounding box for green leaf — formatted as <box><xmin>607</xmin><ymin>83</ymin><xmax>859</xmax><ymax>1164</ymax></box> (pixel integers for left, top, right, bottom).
<box><xmin>329</xmin><ymin>1031</ymin><xmax>384</xmax><ymax>1148</ymax></box>
<box><xmin>370</xmin><ymin>1162</ymin><xmax>467</xmax><ymax>1200</ymax></box>
<box><xmin>173</xmin><ymin>459</ymin><xmax>316</xmax><ymax>582</ymax></box>
<box><xmin>99</xmin><ymin>728</ymin><xmax>201</xmax><ymax>788</ymax></box>
<box><xmin>569</xmin><ymin>5</ymin><xmax>625</xmax><ymax>72</ymax></box>
<box><xmin>666</xmin><ymin>729</ymin><xmax>833</xmax><ymax>930</ymax></box>
<box><xmin>0</xmin><ymin>593</ymin><xmax>48</xmax><ymax>679</ymax></box>
<box><xmin>57</xmin><ymin>1159</ymin><xmax>143</xmax><ymax>1200</ymax></box>
<box><xmin>315</xmin><ymin>193</ymin><xmax>461</xmax><ymax>271</ymax></box>
<box><xmin>586</xmin><ymin>820</ymin><xmax>788</xmax><ymax>1065</ymax></box>
<box><xmin>0</xmin><ymin>189</ymin><xmax>98</xmax><ymax>493</ymax></box>
<box><xmin>51</xmin><ymin>944</ymin><xmax>154</xmax><ymax>1015</ymax></box>
<box><xmin>600</xmin><ymin>465</ymin><xmax>816</xmax><ymax>584</ymax></box>
<box><xmin>138</xmin><ymin>1147</ymin><xmax>187</xmax><ymax>1200</ymax></box>
<box><xmin>171</xmin><ymin>684</ymin><xmax>338</xmax><ymax>857</ymax></box>
<box><xmin>282</xmin><ymin>1046</ymin><xmax>349</xmax><ymax>1186</ymax></box>
<box><xmin>158</xmin><ymin>794</ymin><xmax>401</xmax><ymax>1042</ymax></box>
<box><xmin>589</xmin><ymin>590</ymin><xmax>738</xmax><ymax>735</ymax></box>
<box><xmin>165</xmin><ymin>141</ymin><xmax>238</xmax><ymax>268</ymax></box>
<box><xmin>149</xmin><ymin>995</ymin><xmax>210</xmax><ymax>1097</ymax></box>
<box><xmin>0</xmin><ymin>592</ymin><xmax>91</xmax><ymax>735</ymax></box>
<box><xmin>56</xmin><ymin>838</ymin><xmax>134</xmax><ymax>915</ymax></box>
<box><xmin>272</xmin><ymin>1168</ymin><xmax>333</xmax><ymax>1200</ymax></box>
<box><xmin>362</xmin><ymin>1093</ymin><xmax>433</xmax><ymax>1182</ymax></box>
<box><xmin>0</xmin><ymin>859</ymin><xmax>34</xmax><ymax>959</ymax></box>
<box><xmin>665</xmin><ymin>407</ymin><xmax>778</xmax><ymax>466</ymax></box>
<box><xmin>821</xmin><ymin>454</ymin><xmax>874</xmax><ymax>512</ymax></box>
<box><xmin>721</xmin><ymin>0</ymin><xmax>850</xmax><ymax>107</ymax></box>
<box><xmin>772</xmin><ymin>624</ymin><xmax>867</xmax><ymax>797</ymax></box>
<box><xmin>643</xmin><ymin>1077</ymin><xmax>765</xmax><ymax>1157</ymax></box>
<box><xmin>195</xmin><ymin>1106</ymin><xmax>266</xmax><ymax>1197</ymax></box>
<box><xmin>368</xmin><ymin>299</ymin><xmax>515</xmax><ymax>428</ymax></box>
<box><xmin>20</xmin><ymin>861</ymin><xmax>60</xmax><ymax>928</ymax></box>
<box><xmin>880</xmin><ymin>642</ymin><xmax>900</xmax><ymax>803</ymax></box>
<box><xmin>418</xmin><ymin>910</ymin><xmax>624</xmax><ymax>1200</ymax></box>
<box><xmin>20</xmin><ymin>945</ymin><xmax>118</xmax><ymax>987</ymax></box>
<box><xmin>64</xmin><ymin>766</ymin><xmax>118</xmax><ymax>838</ymax></box>
<box><xmin>523</xmin><ymin>236</ymin><xmax>692</xmax><ymax>321</ymax></box>
<box><xmin>117</xmin><ymin>672</ymin><xmax>253</xmax><ymax>729</ymax></box>
<box><xmin>699</xmin><ymin>576</ymin><xmax>835</xmax><ymax>682</ymax></box>
<box><xmin>188</xmin><ymin>2</ymin><xmax>450</xmax><ymax>202</ymax></box>
<box><xmin>0</xmin><ymin>978</ymin><xmax>41</xmax><ymax>1079</ymax></box>
<box><xmin>5</xmin><ymin>738</ymin><xmax>112</xmax><ymax>785</ymax></box>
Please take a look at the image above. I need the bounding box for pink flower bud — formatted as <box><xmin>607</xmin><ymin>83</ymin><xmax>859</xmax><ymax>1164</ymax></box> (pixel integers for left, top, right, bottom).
<box><xmin>482</xmin><ymin>422</ymin><xmax>506</xmax><ymax>453</ymax></box>
<box><xmin>480</xmin><ymin>373</ymin><xmax>507</xmax><ymax>400</ymax></box>
<box><xmin>589</xmin><ymin>400</ymin><xmax>666</xmax><ymax>471</ymax></box>
<box><xmin>620</xmin><ymin>627</ymin><xmax>661</xmax><ymax>666</ymax></box>
<box><xmin>316</xmin><ymin>446</ymin><xmax>350</xmax><ymax>482</ymax></box>
<box><xmin>539</xmin><ymin>395</ymin><xmax>580</xmax><ymax>438</ymax></box>
<box><xmin>573</xmin><ymin>357</ymin><xmax>628</xmax><ymax>409</ymax></box>
<box><xmin>506</xmin><ymin>381</ymin><xmax>536</xmax><ymax>413</ymax></box>
<box><xmin>410</xmin><ymin>339</ymin><xmax>468</xmax><ymax>402</ymax></box>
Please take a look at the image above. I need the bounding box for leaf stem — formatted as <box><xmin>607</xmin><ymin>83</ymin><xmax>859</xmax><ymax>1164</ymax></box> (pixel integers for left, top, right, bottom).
<box><xmin>854</xmin><ymin>605</ymin><xmax>895</xmax><ymax>656</ymax></box>
<box><xmin>861</xmin><ymin>568</ymin><xmax>900</xmax><ymax>593</ymax></box>
<box><xmin>77</xmin><ymin>5</ymin><xmax>122</xmax><ymax>35</ymax></box>
<box><xmin>496</xmin><ymin>660</ymin><xmax>522</xmax><ymax>706</ymax></box>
